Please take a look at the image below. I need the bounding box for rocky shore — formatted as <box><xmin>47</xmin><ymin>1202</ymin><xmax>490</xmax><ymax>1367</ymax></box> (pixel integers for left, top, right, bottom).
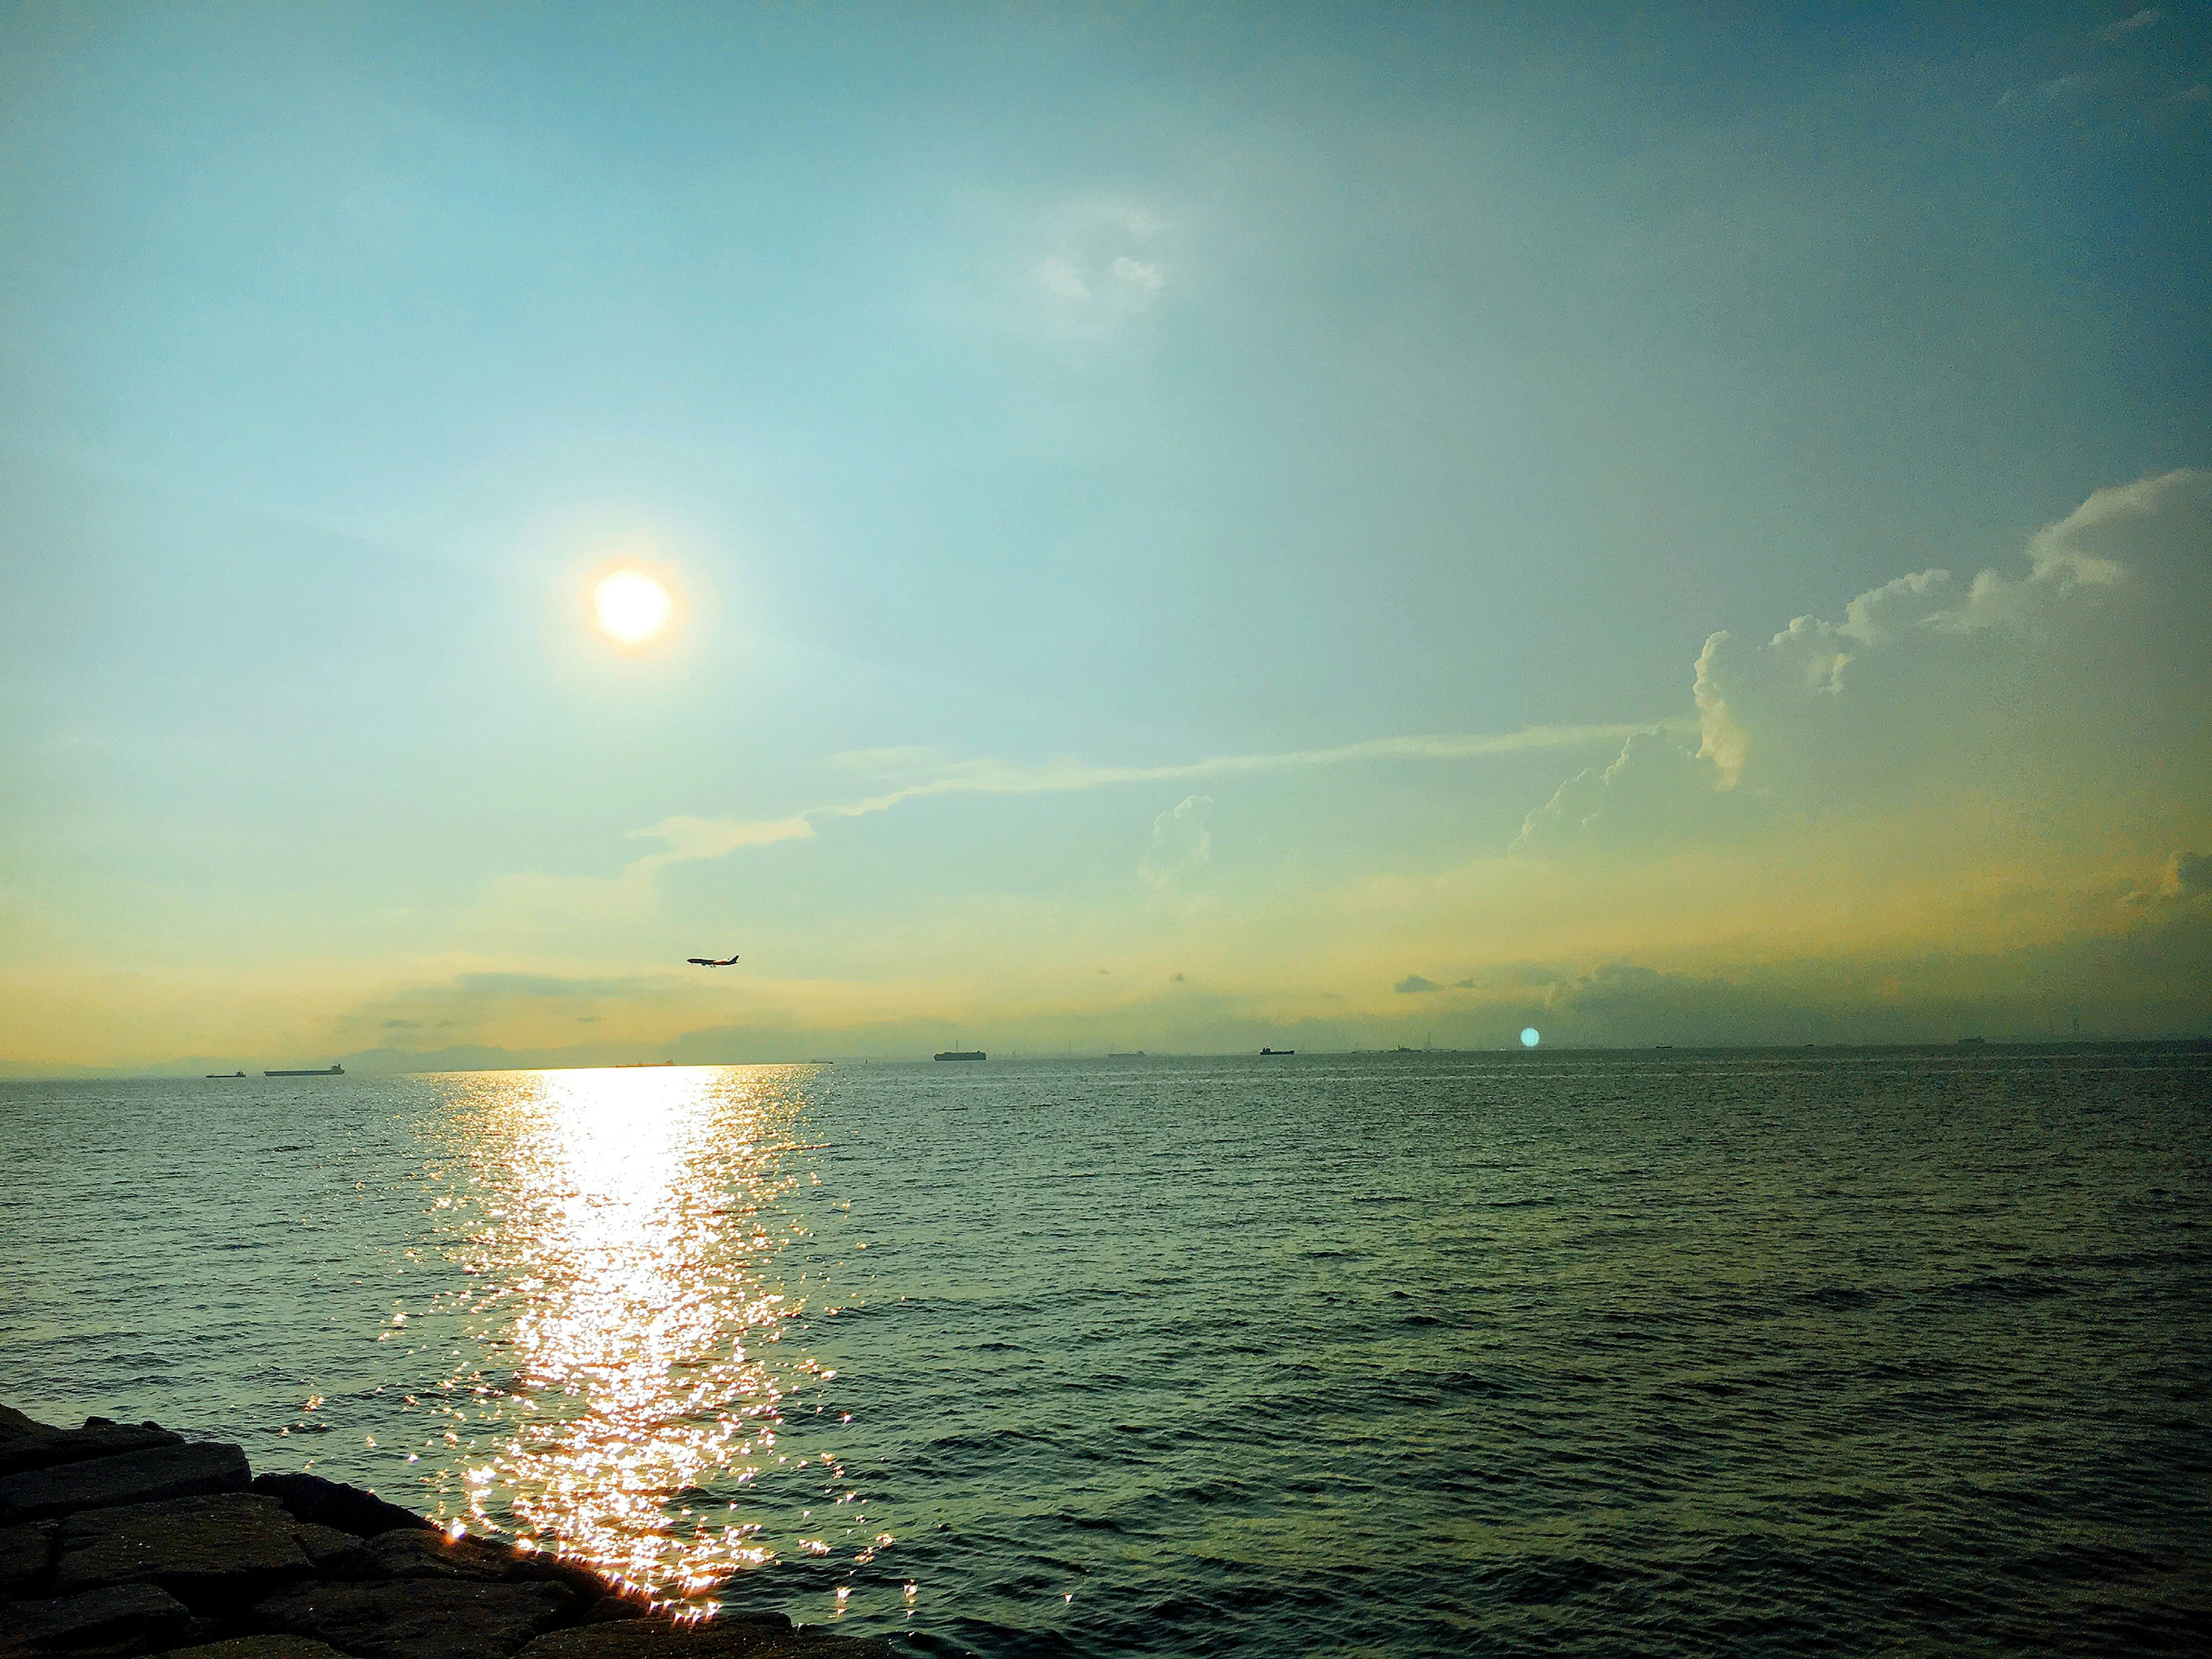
<box><xmin>0</xmin><ymin>1406</ymin><xmax>897</xmax><ymax>1659</ymax></box>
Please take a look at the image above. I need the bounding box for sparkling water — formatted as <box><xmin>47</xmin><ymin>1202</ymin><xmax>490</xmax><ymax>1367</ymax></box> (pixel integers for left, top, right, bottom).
<box><xmin>4</xmin><ymin>1049</ymin><xmax>2208</xmax><ymax>1654</ymax></box>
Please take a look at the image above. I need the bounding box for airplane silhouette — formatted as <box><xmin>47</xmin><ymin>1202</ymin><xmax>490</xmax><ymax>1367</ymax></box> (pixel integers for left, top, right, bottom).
<box><xmin>687</xmin><ymin>953</ymin><xmax>741</xmax><ymax>967</ymax></box>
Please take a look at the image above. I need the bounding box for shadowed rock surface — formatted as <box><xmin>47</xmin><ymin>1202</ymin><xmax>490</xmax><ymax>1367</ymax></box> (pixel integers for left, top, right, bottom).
<box><xmin>353</xmin><ymin>1531</ymin><xmax>562</xmax><ymax>1584</ymax></box>
<box><xmin>56</xmin><ymin>1495</ymin><xmax>317</xmax><ymax>1610</ymax></box>
<box><xmin>0</xmin><ymin>1528</ymin><xmax>55</xmax><ymax>1602</ymax></box>
<box><xmin>244</xmin><ymin>1483</ymin><xmax>427</xmax><ymax>1545</ymax></box>
<box><xmin>251</xmin><ymin>1579</ymin><xmax>578</xmax><ymax>1659</ymax></box>
<box><xmin>3</xmin><ymin>1581</ymin><xmax>194</xmax><ymax>1653</ymax></box>
<box><xmin>0</xmin><ymin>1406</ymin><xmax>913</xmax><ymax>1659</ymax></box>
<box><xmin>0</xmin><ymin>1429</ymin><xmax>184</xmax><ymax>1483</ymax></box>
<box><xmin>0</xmin><ymin>1444</ymin><xmax>251</xmax><ymax>1528</ymax></box>
<box><xmin>517</xmin><ymin>1623</ymin><xmax>900</xmax><ymax>1659</ymax></box>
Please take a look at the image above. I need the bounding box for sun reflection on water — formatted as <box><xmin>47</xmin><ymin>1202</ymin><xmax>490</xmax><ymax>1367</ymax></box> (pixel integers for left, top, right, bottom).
<box><xmin>412</xmin><ymin>1066</ymin><xmax>845</xmax><ymax>1601</ymax></box>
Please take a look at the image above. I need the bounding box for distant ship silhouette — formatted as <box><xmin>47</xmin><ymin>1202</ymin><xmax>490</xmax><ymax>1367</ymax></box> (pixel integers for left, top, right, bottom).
<box><xmin>266</xmin><ymin>1064</ymin><xmax>343</xmax><ymax>1077</ymax></box>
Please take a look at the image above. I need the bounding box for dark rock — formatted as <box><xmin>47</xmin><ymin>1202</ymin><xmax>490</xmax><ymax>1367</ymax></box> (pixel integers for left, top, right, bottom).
<box><xmin>353</xmin><ymin>1531</ymin><xmax>560</xmax><ymax>1584</ymax></box>
<box><xmin>514</xmin><ymin>1617</ymin><xmax>894</xmax><ymax>1659</ymax></box>
<box><xmin>55</xmin><ymin>1495</ymin><xmax>313</xmax><ymax>1612</ymax></box>
<box><xmin>278</xmin><ymin>1531</ymin><xmax>357</xmax><ymax>1577</ymax></box>
<box><xmin>344</xmin><ymin>1535</ymin><xmax>629</xmax><ymax>1610</ymax></box>
<box><xmin>0</xmin><ymin>1445</ymin><xmax>250</xmax><ymax>1528</ymax></box>
<box><xmin>0</xmin><ymin>1411</ymin><xmax>58</xmax><ymax>1447</ymax></box>
<box><xmin>252</xmin><ymin>1577</ymin><xmax>576</xmax><ymax>1659</ymax></box>
<box><xmin>0</xmin><ymin>1581</ymin><xmax>192</xmax><ymax>1653</ymax></box>
<box><xmin>581</xmin><ymin>1599</ymin><xmax>645</xmax><ymax>1624</ymax></box>
<box><xmin>154</xmin><ymin>1639</ymin><xmax>352</xmax><ymax>1659</ymax></box>
<box><xmin>1</xmin><ymin>1523</ymin><xmax>56</xmax><ymax>1601</ymax></box>
<box><xmin>246</xmin><ymin>1478</ymin><xmax>429</xmax><ymax>1542</ymax></box>
<box><xmin>0</xmin><ymin>1430</ymin><xmax>187</xmax><ymax>1483</ymax></box>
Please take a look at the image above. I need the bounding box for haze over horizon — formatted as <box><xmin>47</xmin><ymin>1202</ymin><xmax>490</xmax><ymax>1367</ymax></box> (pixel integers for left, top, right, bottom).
<box><xmin>4</xmin><ymin>2</ymin><xmax>2209</xmax><ymax>1075</ymax></box>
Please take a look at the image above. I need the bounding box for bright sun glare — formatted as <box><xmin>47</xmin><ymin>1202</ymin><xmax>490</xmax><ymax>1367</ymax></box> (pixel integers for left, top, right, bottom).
<box><xmin>594</xmin><ymin>571</ymin><xmax>672</xmax><ymax>645</ymax></box>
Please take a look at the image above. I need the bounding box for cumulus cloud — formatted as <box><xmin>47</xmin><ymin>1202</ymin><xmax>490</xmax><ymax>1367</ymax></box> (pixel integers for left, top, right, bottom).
<box><xmin>1518</xmin><ymin>469</ymin><xmax>2211</xmax><ymax>855</ymax></box>
<box><xmin>1031</xmin><ymin>197</ymin><xmax>1172</xmax><ymax>339</ymax></box>
<box><xmin>2166</xmin><ymin>851</ymin><xmax>2212</xmax><ymax>898</ymax></box>
<box><xmin>1512</xmin><ymin>728</ymin><xmax>1729</xmax><ymax>856</ymax></box>
<box><xmin>2130</xmin><ymin>848</ymin><xmax>2212</xmax><ymax>907</ymax></box>
<box><xmin>1141</xmin><ymin>794</ymin><xmax>1214</xmax><ymax>900</ymax></box>
<box><xmin>1036</xmin><ymin>256</ymin><xmax>1091</xmax><ymax>301</ymax></box>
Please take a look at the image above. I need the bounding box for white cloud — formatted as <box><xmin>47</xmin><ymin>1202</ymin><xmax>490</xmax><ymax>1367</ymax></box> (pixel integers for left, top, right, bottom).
<box><xmin>1140</xmin><ymin>794</ymin><xmax>1214</xmax><ymax>902</ymax></box>
<box><xmin>1031</xmin><ymin>196</ymin><xmax>1172</xmax><ymax>339</ymax></box>
<box><xmin>1512</xmin><ymin>728</ymin><xmax>1729</xmax><ymax>857</ymax></box>
<box><xmin>1035</xmin><ymin>256</ymin><xmax>1090</xmax><ymax>301</ymax></box>
<box><xmin>1521</xmin><ymin>469</ymin><xmax>2211</xmax><ymax>854</ymax></box>
<box><xmin>2099</xmin><ymin>8</ymin><xmax>2162</xmax><ymax>40</ymax></box>
<box><xmin>624</xmin><ymin>814</ymin><xmax>815</xmax><ymax>872</ymax></box>
<box><xmin>630</xmin><ymin>721</ymin><xmax>1651</xmax><ymax>874</ymax></box>
<box><xmin>2166</xmin><ymin>850</ymin><xmax>2212</xmax><ymax>899</ymax></box>
<box><xmin>2129</xmin><ymin>847</ymin><xmax>2212</xmax><ymax>907</ymax></box>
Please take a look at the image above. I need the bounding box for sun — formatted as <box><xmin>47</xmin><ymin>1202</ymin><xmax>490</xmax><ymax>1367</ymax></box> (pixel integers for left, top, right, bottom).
<box><xmin>594</xmin><ymin>571</ymin><xmax>672</xmax><ymax>645</ymax></box>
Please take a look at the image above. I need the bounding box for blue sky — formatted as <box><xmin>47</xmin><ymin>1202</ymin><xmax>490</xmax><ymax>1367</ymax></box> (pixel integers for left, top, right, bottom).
<box><xmin>3</xmin><ymin>2</ymin><xmax>2207</xmax><ymax>1068</ymax></box>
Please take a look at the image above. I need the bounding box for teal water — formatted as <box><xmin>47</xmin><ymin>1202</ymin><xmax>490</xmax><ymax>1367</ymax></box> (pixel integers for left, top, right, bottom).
<box><xmin>3</xmin><ymin>1050</ymin><xmax>2209</xmax><ymax>1654</ymax></box>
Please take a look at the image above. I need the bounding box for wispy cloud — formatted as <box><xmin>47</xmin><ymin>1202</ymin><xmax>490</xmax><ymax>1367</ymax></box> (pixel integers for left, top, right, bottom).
<box><xmin>627</xmin><ymin>722</ymin><xmax>1660</xmax><ymax>872</ymax></box>
<box><xmin>2098</xmin><ymin>7</ymin><xmax>2162</xmax><ymax>40</ymax></box>
<box><xmin>1031</xmin><ymin>196</ymin><xmax>1172</xmax><ymax>339</ymax></box>
<box><xmin>1140</xmin><ymin>794</ymin><xmax>1214</xmax><ymax>906</ymax></box>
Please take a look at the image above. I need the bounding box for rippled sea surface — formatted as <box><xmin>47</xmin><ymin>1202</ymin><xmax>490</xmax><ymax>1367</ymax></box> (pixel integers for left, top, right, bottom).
<box><xmin>5</xmin><ymin>1050</ymin><xmax>2211</xmax><ymax>1654</ymax></box>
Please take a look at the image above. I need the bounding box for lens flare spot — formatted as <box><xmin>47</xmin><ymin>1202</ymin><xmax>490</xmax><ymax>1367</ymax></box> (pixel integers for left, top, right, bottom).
<box><xmin>1521</xmin><ymin>1027</ymin><xmax>1541</xmax><ymax>1048</ymax></box>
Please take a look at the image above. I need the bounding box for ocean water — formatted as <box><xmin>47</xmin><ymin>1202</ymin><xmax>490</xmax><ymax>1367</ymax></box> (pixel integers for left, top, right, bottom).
<box><xmin>3</xmin><ymin>1049</ymin><xmax>2209</xmax><ymax>1656</ymax></box>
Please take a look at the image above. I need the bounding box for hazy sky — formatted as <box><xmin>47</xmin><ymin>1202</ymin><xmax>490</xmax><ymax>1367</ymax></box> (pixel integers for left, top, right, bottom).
<box><xmin>3</xmin><ymin>2</ymin><xmax>2208</xmax><ymax>1071</ymax></box>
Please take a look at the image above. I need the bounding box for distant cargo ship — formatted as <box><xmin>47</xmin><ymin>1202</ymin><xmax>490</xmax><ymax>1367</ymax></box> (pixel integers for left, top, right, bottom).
<box><xmin>265</xmin><ymin>1064</ymin><xmax>344</xmax><ymax>1077</ymax></box>
<box><xmin>934</xmin><ymin>1050</ymin><xmax>986</xmax><ymax>1062</ymax></box>
<box><xmin>206</xmin><ymin>1071</ymin><xmax>246</xmax><ymax>1079</ymax></box>
<box><xmin>1259</xmin><ymin>1047</ymin><xmax>1294</xmax><ymax>1056</ymax></box>
<box><xmin>1108</xmin><ymin>1051</ymin><xmax>1146</xmax><ymax>1059</ymax></box>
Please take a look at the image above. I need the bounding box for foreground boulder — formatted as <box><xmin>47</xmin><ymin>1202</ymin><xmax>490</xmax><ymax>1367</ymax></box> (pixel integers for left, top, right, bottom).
<box><xmin>245</xmin><ymin>1480</ymin><xmax>428</xmax><ymax>1544</ymax></box>
<box><xmin>0</xmin><ymin>1444</ymin><xmax>251</xmax><ymax>1528</ymax></box>
<box><xmin>251</xmin><ymin>1578</ymin><xmax>579</xmax><ymax>1659</ymax></box>
<box><xmin>0</xmin><ymin>1402</ymin><xmax>908</xmax><ymax>1658</ymax></box>
<box><xmin>2</xmin><ymin>1581</ymin><xmax>193</xmax><ymax>1653</ymax></box>
<box><xmin>349</xmin><ymin>1531</ymin><xmax>558</xmax><ymax>1584</ymax></box>
<box><xmin>517</xmin><ymin>1622</ymin><xmax>899</xmax><ymax>1659</ymax></box>
<box><xmin>0</xmin><ymin>1525</ymin><xmax>54</xmax><ymax>1601</ymax></box>
<box><xmin>0</xmin><ymin>1427</ymin><xmax>183</xmax><ymax>1483</ymax></box>
<box><xmin>55</xmin><ymin>1494</ymin><xmax>318</xmax><ymax>1612</ymax></box>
